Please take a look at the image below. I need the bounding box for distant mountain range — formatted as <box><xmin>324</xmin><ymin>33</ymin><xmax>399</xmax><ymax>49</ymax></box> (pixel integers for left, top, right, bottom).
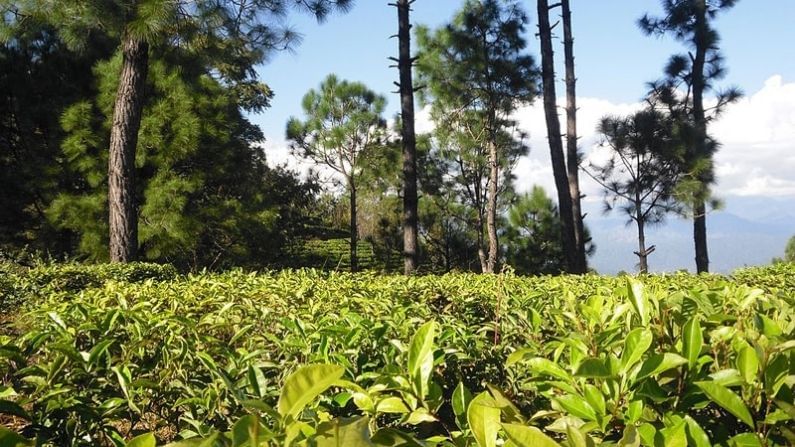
<box><xmin>586</xmin><ymin>196</ymin><xmax>795</xmax><ymax>274</ymax></box>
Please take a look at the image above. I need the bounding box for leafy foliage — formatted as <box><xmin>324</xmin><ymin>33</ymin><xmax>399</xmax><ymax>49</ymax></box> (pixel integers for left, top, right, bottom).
<box><xmin>287</xmin><ymin>74</ymin><xmax>388</xmax><ymax>272</ymax></box>
<box><xmin>0</xmin><ymin>26</ymin><xmax>112</xmax><ymax>254</ymax></box>
<box><xmin>502</xmin><ymin>187</ymin><xmax>567</xmax><ymax>275</ymax></box>
<box><xmin>415</xmin><ymin>0</ymin><xmax>538</xmax><ymax>272</ymax></box>
<box><xmin>772</xmin><ymin>235</ymin><xmax>795</xmax><ymax>264</ymax></box>
<box><xmin>1</xmin><ymin>263</ymin><xmax>793</xmax><ymax>445</ymax></box>
<box><xmin>42</xmin><ymin>50</ymin><xmax>318</xmax><ymax>269</ymax></box>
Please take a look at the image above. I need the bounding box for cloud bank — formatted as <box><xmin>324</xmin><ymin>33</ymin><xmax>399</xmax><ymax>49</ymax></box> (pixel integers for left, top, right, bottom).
<box><xmin>261</xmin><ymin>75</ymin><xmax>795</xmax><ymax>273</ymax></box>
<box><xmin>510</xmin><ymin>75</ymin><xmax>795</xmax><ymax>204</ymax></box>
<box><xmin>265</xmin><ymin>75</ymin><xmax>795</xmax><ymax>204</ymax></box>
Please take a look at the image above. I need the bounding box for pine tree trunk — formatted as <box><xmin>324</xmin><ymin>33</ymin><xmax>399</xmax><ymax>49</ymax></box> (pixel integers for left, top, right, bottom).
<box><xmin>637</xmin><ymin>218</ymin><xmax>648</xmax><ymax>274</ymax></box>
<box><xmin>537</xmin><ymin>0</ymin><xmax>577</xmax><ymax>273</ymax></box>
<box><xmin>108</xmin><ymin>34</ymin><xmax>148</xmax><ymax>262</ymax></box>
<box><xmin>476</xmin><ymin>211</ymin><xmax>488</xmax><ymax>273</ymax></box>
<box><xmin>635</xmin><ymin>195</ymin><xmax>649</xmax><ymax>274</ymax></box>
<box><xmin>561</xmin><ymin>0</ymin><xmax>587</xmax><ymax>274</ymax></box>
<box><xmin>486</xmin><ymin>139</ymin><xmax>499</xmax><ymax>274</ymax></box>
<box><xmin>349</xmin><ymin>178</ymin><xmax>359</xmax><ymax>272</ymax></box>
<box><xmin>692</xmin><ymin>0</ymin><xmax>710</xmax><ymax>273</ymax></box>
<box><xmin>396</xmin><ymin>0</ymin><xmax>419</xmax><ymax>275</ymax></box>
<box><xmin>693</xmin><ymin>200</ymin><xmax>708</xmax><ymax>273</ymax></box>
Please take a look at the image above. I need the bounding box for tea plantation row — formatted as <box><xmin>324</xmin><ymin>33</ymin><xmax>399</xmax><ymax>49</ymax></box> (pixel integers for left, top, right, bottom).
<box><xmin>0</xmin><ymin>262</ymin><xmax>793</xmax><ymax>446</ymax></box>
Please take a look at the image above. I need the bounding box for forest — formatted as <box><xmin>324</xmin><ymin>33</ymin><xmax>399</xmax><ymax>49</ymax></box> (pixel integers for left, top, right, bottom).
<box><xmin>1</xmin><ymin>0</ymin><xmax>794</xmax><ymax>446</ymax></box>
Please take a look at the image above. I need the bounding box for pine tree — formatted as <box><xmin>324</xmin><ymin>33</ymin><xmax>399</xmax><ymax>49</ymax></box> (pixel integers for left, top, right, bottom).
<box><xmin>1</xmin><ymin>0</ymin><xmax>352</xmax><ymax>262</ymax></box>
<box><xmin>49</xmin><ymin>54</ymin><xmax>318</xmax><ymax>269</ymax></box>
<box><xmin>537</xmin><ymin>0</ymin><xmax>582</xmax><ymax>274</ymax></box>
<box><xmin>639</xmin><ymin>0</ymin><xmax>742</xmax><ymax>273</ymax></box>
<box><xmin>0</xmin><ymin>27</ymin><xmax>109</xmax><ymax>254</ymax></box>
<box><xmin>503</xmin><ymin>186</ymin><xmax>567</xmax><ymax>275</ymax></box>
<box><xmin>416</xmin><ymin>0</ymin><xmax>538</xmax><ymax>273</ymax></box>
<box><xmin>561</xmin><ymin>0</ymin><xmax>588</xmax><ymax>273</ymax></box>
<box><xmin>287</xmin><ymin>75</ymin><xmax>387</xmax><ymax>272</ymax></box>
<box><xmin>391</xmin><ymin>0</ymin><xmax>420</xmax><ymax>275</ymax></box>
<box><xmin>587</xmin><ymin>109</ymin><xmax>684</xmax><ymax>273</ymax></box>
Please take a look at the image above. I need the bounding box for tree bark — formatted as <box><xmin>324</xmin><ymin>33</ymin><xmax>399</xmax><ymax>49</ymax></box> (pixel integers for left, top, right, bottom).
<box><xmin>634</xmin><ymin>191</ymin><xmax>649</xmax><ymax>274</ymax></box>
<box><xmin>537</xmin><ymin>0</ymin><xmax>577</xmax><ymax>273</ymax></box>
<box><xmin>637</xmin><ymin>218</ymin><xmax>648</xmax><ymax>274</ymax></box>
<box><xmin>486</xmin><ymin>139</ymin><xmax>499</xmax><ymax>273</ymax></box>
<box><xmin>693</xmin><ymin>200</ymin><xmax>708</xmax><ymax>273</ymax></box>
<box><xmin>476</xmin><ymin>211</ymin><xmax>488</xmax><ymax>273</ymax></box>
<box><xmin>349</xmin><ymin>178</ymin><xmax>359</xmax><ymax>272</ymax></box>
<box><xmin>692</xmin><ymin>0</ymin><xmax>709</xmax><ymax>273</ymax></box>
<box><xmin>108</xmin><ymin>34</ymin><xmax>148</xmax><ymax>262</ymax></box>
<box><xmin>561</xmin><ymin>0</ymin><xmax>587</xmax><ymax>274</ymax></box>
<box><xmin>396</xmin><ymin>0</ymin><xmax>419</xmax><ymax>275</ymax></box>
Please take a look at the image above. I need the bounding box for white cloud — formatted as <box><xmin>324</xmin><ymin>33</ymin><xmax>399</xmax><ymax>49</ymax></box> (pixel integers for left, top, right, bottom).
<box><xmin>262</xmin><ymin>75</ymin><xmax>795</xmax><ymax>202</ymax></box>
<box><xmin>513</xmin><ymin>75</ymin><xmax>795</xmax><ymax>202</ymax></box>
<box><xmin>512</xmin><ymin>96</ymin><xmax>643</xmax><ymax>202</ymax></box>
<box><xmin>711</xmin><ymin>75</ymin><xmax>795</xmax><ymax>197</ymax></box>
<box><xmin>259</xmin><ymin>140</ymin><xmax>298</xmax><ymax>170</ymax></box>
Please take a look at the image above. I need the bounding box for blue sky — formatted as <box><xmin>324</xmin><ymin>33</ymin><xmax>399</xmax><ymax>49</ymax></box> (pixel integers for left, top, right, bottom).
<box><xmin>248</xmin><ymin>1</ymin><xmax>795</xmax><ymax>273</ymax></box>
<box><xmin>251</xmin><ymin>0</ymin><xmax>795</xmax><ymax>138</ymax></box>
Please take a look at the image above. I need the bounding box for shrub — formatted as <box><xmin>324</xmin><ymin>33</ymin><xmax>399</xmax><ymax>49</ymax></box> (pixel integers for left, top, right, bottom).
<box><xmin>1</xmin><ymin>265</ymin><xmax>793</xmax><ymax>445</ymax></box>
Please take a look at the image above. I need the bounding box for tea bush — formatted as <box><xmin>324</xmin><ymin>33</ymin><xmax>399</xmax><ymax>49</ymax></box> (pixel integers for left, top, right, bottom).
<box><xmin>0</xmin><ymin>263</ymin><xmax>793</xmax><ymax>446</ymax></box>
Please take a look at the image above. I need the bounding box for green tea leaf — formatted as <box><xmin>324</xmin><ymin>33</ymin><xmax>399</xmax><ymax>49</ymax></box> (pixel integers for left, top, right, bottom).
<box><xmin>452</xmin><ymin>381</ymin><xmax>472</xmax><ymax>418</ymax></box>
<box><xmin>0</xmin><ymin>427</ymin><xmax>34</xmax><ymax>447</ymax></box>
<box><xmin>617</xmin><ymin>424</ymin><xmax>639</xmax><ymax>447</ymax></box>
<box><xmin>565</xmin><ymin>423</ymin><xmax>591</xmax><ymax>447</ymax></box>
<box><xmin>126</xmin><ymin>433</ymin><xmax>156</xmax><ymax>447</ymax></box>
<box><xmin>277</xmin><ymin>364</ymin><xmax>345</xmax><ymax>420</ymax></box>
<box><xmin>575</xmin><ymin>358</ymin><xmax>611</xmax><ymax>378</ymax></box>
<box><xmin>467</xmin><ymin>392</ymin><xmax>500</xmax><ymax>447</ymax></box>
<box><xmin>555</xmin><ymin>394</ymin><xmax>597</xmax><ymax>422</ymax></box>
<box><xmin>736</xmin><ymin>346</ymin><xmax>759</xmax><ymax>384</ymax></box>
<box><xmin>695</xmin><ymin>381</ymin><xmax>755</xmax><ymax>429</ymax></box>
<box><xmin>87</xmin><ymin>339</ymin><xmax>114</xmax><ymax>366</ymax></box>
<box><xmin>404</xmin><ymin>408</ymin><xmax>437</xmax><ymax>425</ymax></box>
<box><xmin>754</xmin><ymin>314</ymin><xmax>782</xmax><ymax>337</ymax></box>
<box><xmin>728</xmin><ymin>433</ymin><xmax>763</xmax><ymax>447</ymax></box>
<box><xmin>636</xmin><ymin>353</ymin><xmax>687</xmax><ymax>380</ymax></box>
<box><xmin>682</xmin><ymin>317</ymin><xmax>702</xmax><ymax>369</ymax></box>
<box><xmin>624</xmin><ymin>400</ymin><xmax>642</xmax><ymax>425</ymax></box>
<box><xmin>659</xmin><ymin>420</ymin><xmax>687</xmax><ymax>447</ymax></box>
<box><xmin>520</xmin><ymin>357</ymin><xmax>572</xmax><ymax>382</ymax></box>
<box><xmin>583</xmin><ymin>384</ymin><xmax>606</xmax><ymax>418</ymax></box>
<box><xmin>315</xmin><ymin>416</ymin><xmax>373</xmax><ymax>447</ymax></box>
<box><xmin>683</xmin><ymin>415</ymin><xmax>711</xmax><ymax>447</ymax></box>
<box><xmin>764</xmin><ymin>353</ymin><xmax>789</xmax><ymax>395</ymax></box>
<box><xmin>621</xmin><ymin>328</ymin><xmax>653</xmax><ymax>373</ymax></box>
<box><xmin>232</xmin><ymin>414</ymin><xmax>268</xmax><ymax>446</ymax></box>
<box><xmin>637</xmin><ymin>423</ymin><xmax>656</xmax><ymax>446</ymax></box>
<box><xmin>376</xmin><ymin>397</ymin><xmax>409</xmax><ymax>414</ymax></box>
<box><xmin>485</xmin><ymin>384</ymin><xmax>524</xmax><ymax>424</ymax></box>
<box><xmin>407</xmin><ymin>321</ymin><xmax>436</xmax><ymax>399</ymax></box>
<box><xmin>627</xmin><ymin>278</ymin><xmax>649</xmax><ymax>326</ymax></box>
<box><xmin>501</xmin><ymin>423</ymin><xmax>561</xmax><ymax>447</ymax></box>
<box><xmin>773</xmin><ymin>399</ymin><xmax>795</xmax><ymax>420</ymax></box>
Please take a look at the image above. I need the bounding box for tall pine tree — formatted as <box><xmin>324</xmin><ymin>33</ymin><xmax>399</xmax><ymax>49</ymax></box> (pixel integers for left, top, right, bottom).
<box><xmin>392</xmin><ymin>0</ymin><xmax>420</xmax><ymax>275</ymax></box>
<box><xmin>287</xmin><ymin>75</ymin><xmax>387</xmax><ymax>272</ymax></box>
<box><xmin>639</xmin><ymin>0</ymin><xmax>742</xmax><ymax>273</ymax></box>
<box><xmin>49</xmin><ymin>54</ymin><xmax>318</xmax><ymax>269</ymax></box>
<box><xmin>416</xmin><ymin>0</ymin><xmax>537</xmax><ymax>273</ymax></box>
<box><xmin>1</xmin><ymin>0</ymin><xmax>352</xmax><ymax>262</ymax></box>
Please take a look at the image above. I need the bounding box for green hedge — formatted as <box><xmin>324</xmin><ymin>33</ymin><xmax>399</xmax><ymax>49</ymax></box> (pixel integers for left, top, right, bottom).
<box><xmin>0</xmin><ymin>264</ymin><xmax>793</xmax><ymax>445</ymax></box>
<box><xmin>0</xmin><ymin>262</ymin><xmax>178</xmax><ymax>314</ymax></box>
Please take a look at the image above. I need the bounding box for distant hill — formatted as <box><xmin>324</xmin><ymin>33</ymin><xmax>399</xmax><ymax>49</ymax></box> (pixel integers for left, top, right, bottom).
<box><xmin>586</xmin><ymin>196</ymin><xmax>795</xmax><ymax>274</ymax></box>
